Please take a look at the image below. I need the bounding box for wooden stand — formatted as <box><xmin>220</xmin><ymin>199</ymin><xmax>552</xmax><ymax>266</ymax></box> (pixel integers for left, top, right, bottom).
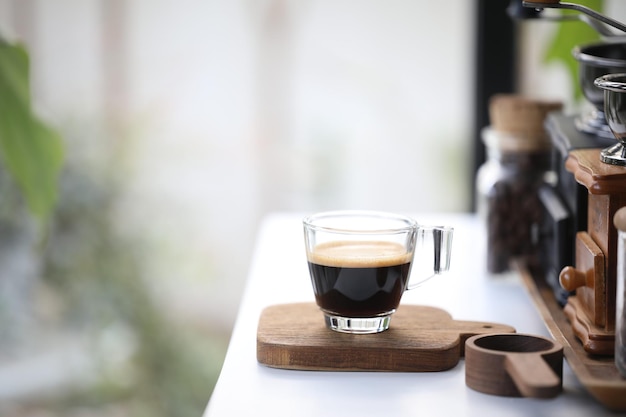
<box><xmin>559</xmin><ymin>148</ymin><xmax>626</xmax><ymax>354</ymax></box>
<box><xmin>563</xmin><ymin>297</ymin><xmax>615</xmax><ymax>355</ymax></box>
<box><xmin>518</xmin><ymin>263</ymin><xmax>626</xmax><ymax>411</ymax></box>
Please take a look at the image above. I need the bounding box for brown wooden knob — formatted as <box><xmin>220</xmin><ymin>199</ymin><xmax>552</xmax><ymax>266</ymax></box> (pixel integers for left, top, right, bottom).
<box><xmin>559</xmin><ymin>266</ymin><xmax>587</xmax><ymax>291</ymax></box>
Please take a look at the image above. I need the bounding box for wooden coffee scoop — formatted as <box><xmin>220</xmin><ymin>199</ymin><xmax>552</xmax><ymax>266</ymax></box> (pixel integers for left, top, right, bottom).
<box><xmin>465</xmin><ymin>333</ymin><xmax>564</xmax><ymax>398</ymax></box>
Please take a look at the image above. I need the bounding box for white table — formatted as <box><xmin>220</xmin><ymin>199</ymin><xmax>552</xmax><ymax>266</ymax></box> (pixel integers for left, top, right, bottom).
<box><xmin>204</xmin><ymin>212</ymin><xmax>613</xmax><ymax>417</ymax></box>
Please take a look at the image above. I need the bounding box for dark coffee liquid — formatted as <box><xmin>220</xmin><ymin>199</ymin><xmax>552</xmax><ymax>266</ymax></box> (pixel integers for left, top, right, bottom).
<box><xmin>307</xmin><ymin>241</ymin><xmax>412</xmax><ymax>317</ymax></box>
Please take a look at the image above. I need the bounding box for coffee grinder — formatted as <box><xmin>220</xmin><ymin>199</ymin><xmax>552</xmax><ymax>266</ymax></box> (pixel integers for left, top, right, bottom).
<box><xmin>514</xmin><ymin>0</ymin><xmax>626</xmax><ymax>356</ymax></box>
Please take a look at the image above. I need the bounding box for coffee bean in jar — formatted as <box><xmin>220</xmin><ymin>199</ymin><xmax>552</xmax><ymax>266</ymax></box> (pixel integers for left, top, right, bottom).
<box><xmin>476</xmin><ymin>95</ymin><xmax>562</xmax><ymax>274</ymax></box>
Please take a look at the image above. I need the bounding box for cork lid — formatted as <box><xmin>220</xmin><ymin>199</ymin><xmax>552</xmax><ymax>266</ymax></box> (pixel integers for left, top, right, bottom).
<box><xmin>488</xmin><ymin>94</ymin><xmax>563</xmax><ymax>151</ymax></box>
<box><xmin>614</xmin><ymin>206</ymin><xmax>626</xmax><ymax>232</ymax></box>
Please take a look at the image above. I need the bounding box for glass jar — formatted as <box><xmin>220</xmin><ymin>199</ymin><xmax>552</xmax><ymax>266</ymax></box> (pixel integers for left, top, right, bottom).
<box><xmin>476</xmin><ymin>128</ymin><xmax>553</xmax><ymax>273</ymax></box>
<box><xmin>476</xmin><ymin>95</ymin><xmax>561</xmax><ymax>274</ymax></box>
<box><xmin>614</xmin><ymin>207</ymin><xmax>626</xmax><ymax>377</ymax></box>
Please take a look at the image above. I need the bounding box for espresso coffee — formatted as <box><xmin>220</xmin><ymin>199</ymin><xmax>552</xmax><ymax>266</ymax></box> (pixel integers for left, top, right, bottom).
<box><xmin>307</xmin><ymin>240</ymin><xmax>412</xmax><ymax>317</ymax></box>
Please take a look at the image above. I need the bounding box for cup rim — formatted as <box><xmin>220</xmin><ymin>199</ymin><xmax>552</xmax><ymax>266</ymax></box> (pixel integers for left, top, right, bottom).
<box><xmin>302</xmin><ymin>210</ymin><xmax>417</xmax><ymax>234</ymax></box>
<box><xmin>595</xmin><ymin>73</ymin><xmax>626</xmax><ymax>92</ymax></box>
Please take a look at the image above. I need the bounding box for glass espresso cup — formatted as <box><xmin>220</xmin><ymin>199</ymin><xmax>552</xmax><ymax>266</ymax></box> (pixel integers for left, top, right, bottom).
<box><xmin>303</xmin><ymin>211</ymin><xmax>453</xmax><ymax>334</ymax></box>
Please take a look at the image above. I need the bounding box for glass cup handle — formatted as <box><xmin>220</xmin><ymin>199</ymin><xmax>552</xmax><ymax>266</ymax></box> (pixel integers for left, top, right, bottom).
<box><xmin>406</xmin><ymin>226</ymin><xmax>453</xmax><ymax>291</ymax></box>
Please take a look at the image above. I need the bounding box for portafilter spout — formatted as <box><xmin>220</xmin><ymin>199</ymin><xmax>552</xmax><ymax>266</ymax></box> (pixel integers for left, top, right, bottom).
<box><xmin>516</xmin><ymin>0</ymin><xmax>626</xmax><ymax>38</ymax></box>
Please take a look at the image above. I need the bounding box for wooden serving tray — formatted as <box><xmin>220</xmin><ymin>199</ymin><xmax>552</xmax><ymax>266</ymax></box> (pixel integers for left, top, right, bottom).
<box><xmin>518</xmin><ymin>265</ymin><xmax>626</xmax><ymax>411</ymax></box>
<box><xmin>257</xmin><ymin>302</ymin><xmax>515</xmax><ymax>372</ymax></box>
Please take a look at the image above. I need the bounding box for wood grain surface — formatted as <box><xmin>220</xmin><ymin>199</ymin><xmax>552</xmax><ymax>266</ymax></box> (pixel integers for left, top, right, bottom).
<box><xmin>518</xmin><ymin>263</ymin><xmax>626</xmax><ymax>411</ymax></box>
<box><xmin>257</xmin><ymin>302</ymin><xmax>516</xmax><ymax>372</ymax></box>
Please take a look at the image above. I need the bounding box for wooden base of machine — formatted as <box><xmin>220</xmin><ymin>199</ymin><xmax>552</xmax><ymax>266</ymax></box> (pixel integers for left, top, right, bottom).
<box><xmin>517</xmin><ymin>264</ymin><xmax>626</xmax><ymax>411</ymax></box>
<box><xmin>563</xmin><ymin>296</ymin><xmax>615</xmax><ymax>356</ymax></box>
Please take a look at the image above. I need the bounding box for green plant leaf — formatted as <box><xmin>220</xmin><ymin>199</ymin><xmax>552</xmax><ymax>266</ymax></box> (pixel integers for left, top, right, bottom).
<box><xmin>0</xmin><ymin>37</ymin><xmax>64</xmax><ymax>221</ymax></box>
<box><xmin>543</xmin><ymin>0</ymin><xmax>604</xmax><ymax>101</ymax></box>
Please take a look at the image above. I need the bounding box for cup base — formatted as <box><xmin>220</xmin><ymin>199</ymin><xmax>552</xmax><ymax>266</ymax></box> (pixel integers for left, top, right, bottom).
<box><xmin>601</xmin><ymin>143</ymin><xmax>626</xmax><ymax>166</ymax></box>
<box><xmin>324</xmin><ymin>313</ymin><xmax>392</xmax><ymax>334</ymax></box>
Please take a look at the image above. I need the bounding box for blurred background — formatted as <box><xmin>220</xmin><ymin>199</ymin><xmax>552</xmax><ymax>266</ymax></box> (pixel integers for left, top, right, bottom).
<box><xmin>0</xmin><ymin>0</ymin><xmax>624</xmax><ymax>416</ymax></box>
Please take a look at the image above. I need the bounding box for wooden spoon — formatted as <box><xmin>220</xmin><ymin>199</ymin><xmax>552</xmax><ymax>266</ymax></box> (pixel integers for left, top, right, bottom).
<box><xmin>465</xmin><ymin>333</ymin><xmax>564</xmax><ymax>398</ymax></box>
